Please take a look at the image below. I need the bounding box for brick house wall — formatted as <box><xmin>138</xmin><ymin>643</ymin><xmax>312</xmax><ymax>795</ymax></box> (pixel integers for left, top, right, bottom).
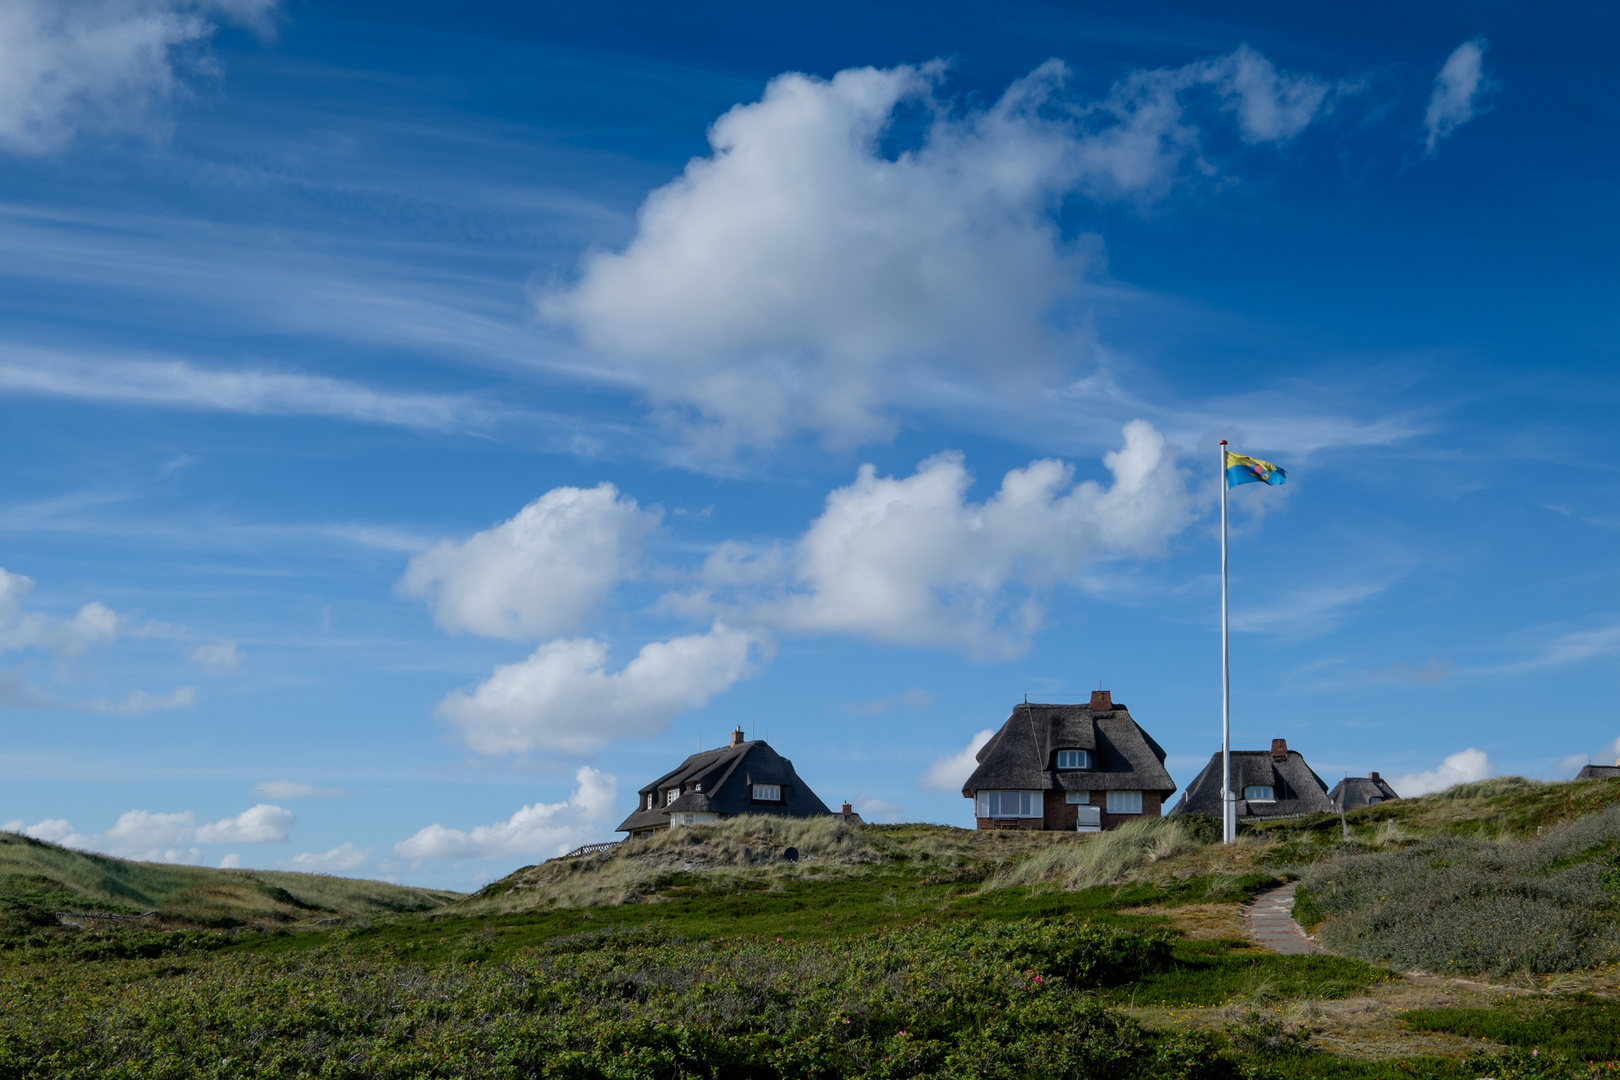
<box><xmin>974</xmin><ymin>815</ymin><xmax>1043</xmax><ymax>830</ymax></box>
<box><xmin>972</xmin><ymin>790</ymin><xmax>1167</xmax><ymax>832</ymax></box>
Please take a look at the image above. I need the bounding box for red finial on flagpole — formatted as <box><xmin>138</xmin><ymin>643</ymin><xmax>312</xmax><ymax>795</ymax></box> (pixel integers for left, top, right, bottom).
<box><xmin>1220</xmin><ymin>439</ymin><xmax>1227</xmax><ymax>445</ymax></box>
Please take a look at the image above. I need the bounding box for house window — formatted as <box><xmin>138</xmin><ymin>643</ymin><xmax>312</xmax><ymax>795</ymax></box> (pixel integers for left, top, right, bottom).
<box><xmin>1243</xmin><ymin>785</ymin><xmax>1276</xmax><ymax>802</ymax></box>
<box><xmin>1368</xmin><ymin>796</ymin><xmax>1382</xmax><ymax>804</ymax></box>
<box><xmin>1065</xmin><ymin>791</ymin><xmax>1090</xmax><ymax>805</ymax></box>
<box><xmin>665</xmin><ymin>788</ymin><xmax>680</xmax><ymax>805</ymax></box>
<box><xmin>975</xmin><ymin>790</ymin><xmax>1040</xmax><ymax>818</ymax></box>
<box><xmin>751</xmin><ymin>783</ymin><xmax>782</xmax><ymax>802</ymax></box>
<box><xmin>1105</xmin><ymin>790</ymin><xmax>1143</xmax><ymax>814</ymax></box>
<box><xmin>1055</xmin><ymin>749</ymin><xmax>1091</xmax><ymax>770</ymax></box>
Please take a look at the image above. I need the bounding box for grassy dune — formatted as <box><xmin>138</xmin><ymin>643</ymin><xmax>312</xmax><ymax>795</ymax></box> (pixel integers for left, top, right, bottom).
<box><xmin>0</xmin><ymin>830</ymin><xmax>461</xmax><ymax>931</ymax></box>
<box><xmin>5</xmin><ymin>779</ymin><xmax>1620</xmax><ymax>1076</ymax></box>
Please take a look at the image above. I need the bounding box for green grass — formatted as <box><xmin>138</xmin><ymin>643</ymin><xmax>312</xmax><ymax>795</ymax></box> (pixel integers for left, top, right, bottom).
<box><xmin>1108</xmin><ymin>938</ymin><xmax>1391</xmax><ymax>1009</ymax></box>
<box><xmin>1402</xmin><ymin>996</ymin><xmax>1620</xmax><ymax>1059</ymax></box>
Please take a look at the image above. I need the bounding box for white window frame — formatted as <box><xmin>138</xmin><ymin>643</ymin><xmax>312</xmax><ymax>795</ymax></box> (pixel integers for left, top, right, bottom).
<box><xmin>975</xmin><ymin>790</ymin><xmax>1041</xmax><ymax>818</ymax></box>
<box><xmin>1064</xmin><ymin>790</ymin><xmax>1090</xmax><ymax>805</ymax></box>
<box><xmin>1105</xmin><ymin>790</ymin><xmax>1143</xmax><ymax>814</ymax></box>
<box><xmin>665</xmin><ymin>788</ymin><xmax>680</xmax><ymax>805</ymax></box>
<box><xmin>751</xmin><ymin>783</ymin><xmax>782</xmax><ymax>802</ymax></box>
<box><xmin>1243</xmin><ymin>784</ymin><xmax>1276</xmax><ymax>802</ymax></box>
<box><xmin>1367</xmin><ymin>796</ymin><xmax>1382</xmax><ymax>805</ymax></box>
<box><xmin>1055</xmin><ymin>749</ymin><xmax>1091</xmax><ymax>770</ymax></box>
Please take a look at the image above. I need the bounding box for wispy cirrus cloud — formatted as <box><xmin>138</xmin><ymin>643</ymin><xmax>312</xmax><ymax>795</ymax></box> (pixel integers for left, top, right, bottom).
<box><xmin>1424</xmin><ymin>38</ymin><xmax>1494</xmax><ymax>156</ymax></box>
<box><xmin>0</xmin><ymin>347</ymin><xmax>493</xmax><ymax>432</ymax></box>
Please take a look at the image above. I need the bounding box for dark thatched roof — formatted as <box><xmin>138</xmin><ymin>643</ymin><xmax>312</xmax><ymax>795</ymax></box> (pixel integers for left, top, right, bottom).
<box><xmin>1327</xmin><ymin>775</ymin><xmax>1400</xmax><ymax>812</ymax></box>
<box><xmin>615</xmin><ymin>736</ymin><xmax>831</xmax><ymax>833</ymax></box>
<box><xmin>960</xmin><ymin>694</ymin><xmax>1176</xmax><ymax>796</ymax></box>
<box><xmin>1577</xmin><ymin>764</ymin><xmax>1620</xmax><ymax>781</ymax></box>
<box><xmin>1170</xmin><ymin>744</ymin><xmax>1331</xmax><ymax>819</ymax></box>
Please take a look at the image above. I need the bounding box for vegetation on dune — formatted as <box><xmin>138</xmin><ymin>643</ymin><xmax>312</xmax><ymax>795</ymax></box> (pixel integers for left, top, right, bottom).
<box><xmin>0</xmin><ymin>830</ymin><xmax>460</xmax><ymax>935</ymax></box>
<box><xmin>0</xmin><ymin>920</ymin><xmax>1238</xmax><ymax>1079</ymax></box>
<box><xmin>6</xmin><ymin>779</ymin><xmax>1620</xmax><ymax>1077</ymax></box>
<box><xmin>983</xmin><ymin>817</ymin><xmax>1215</xmax><ymax>892</ymax></box>
<box><xmin>1299</xmin><ymin>800</ymin><xmax>1620</xmax><ymax>976</ymax></box>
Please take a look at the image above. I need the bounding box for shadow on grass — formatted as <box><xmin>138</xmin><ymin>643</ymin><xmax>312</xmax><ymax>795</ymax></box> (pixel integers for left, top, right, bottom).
<box><xmin>1109</xmin><ymin>938</ymin><xmax>1392</xmax><ymax>1009</ymax></box>
<box><xmin>1402</xmin><ymin>995</ymin><xmax>1620</xmax><ymax>1059</ymax></box>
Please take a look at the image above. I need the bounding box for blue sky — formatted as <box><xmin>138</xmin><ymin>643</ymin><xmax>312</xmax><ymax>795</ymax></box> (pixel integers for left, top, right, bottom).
<box><xmin>1</xmin><ymin>0</ymin><xmax>1617</xmax><ymax>889</ymax></box>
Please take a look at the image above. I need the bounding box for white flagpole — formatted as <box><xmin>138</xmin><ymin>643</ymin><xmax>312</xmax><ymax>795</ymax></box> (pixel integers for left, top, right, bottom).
<box><xmin>1220</xmin><ymin>440</ymin><xmax>1233</xmax><ymax>844</ymax></box>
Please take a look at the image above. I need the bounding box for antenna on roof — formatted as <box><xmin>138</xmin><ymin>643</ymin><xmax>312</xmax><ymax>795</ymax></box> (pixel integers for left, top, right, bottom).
<box><xmin>1024</xmin><ymin>692</ymin><xmax>1028</xmax><ymax>704</ymax></box>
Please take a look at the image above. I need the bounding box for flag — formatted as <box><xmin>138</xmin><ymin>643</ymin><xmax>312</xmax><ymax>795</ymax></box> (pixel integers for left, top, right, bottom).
<box><xmin>1225</xmin><ymin>451</ymin><xmax>1286</xmax><ymax>488</ymax></box>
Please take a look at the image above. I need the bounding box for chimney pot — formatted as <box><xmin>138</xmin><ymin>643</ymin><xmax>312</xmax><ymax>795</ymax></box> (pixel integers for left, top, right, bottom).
<box><xmin>1271</xmin><ymin>738</ymin><xmax>1288</xmax><ymax>761</ymax></box>
<box><xmin>1089</xmin><ymin>689</ymin><xmax>1113</xmax><ymax>711</ymax></box>
<box><xmin>841</xmin><ymin>802</ymin><xmax>853</xmax><ymax>814</ymax></box>
<box><xmin>1368</xmin><ymin>771</ymin><xmax>1380</xmax><ymax>783</ymax></box>
<box><xmin>730</xmin><ymin>727</ymin><xmax>745</xmax><ymax>747</ymax></box>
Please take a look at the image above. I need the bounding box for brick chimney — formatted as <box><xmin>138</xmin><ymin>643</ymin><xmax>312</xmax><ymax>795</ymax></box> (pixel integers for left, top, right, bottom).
<box><xmin>1089</xmin><ymin>689</ymin><xmax>1113</xmax><ymax>711</ymax></box>
<box><xmin>730</xmin><ymin>727</ymin><xmax>746</xmax><ymax>747</ymax></box>
<box><xmin>1271</xmin><ymin>738</ymin><xmax>1288</xmax><ymax>761</ymax></box>
<box><xmin>841</xmin><ymin>801</ymin><xmax>853</xmax><ymax>815</ymax></box>
<box><xmin>1368</xmin><ymin>771</ymin><xmax>1381</xmax><ymax>783</ymax></box>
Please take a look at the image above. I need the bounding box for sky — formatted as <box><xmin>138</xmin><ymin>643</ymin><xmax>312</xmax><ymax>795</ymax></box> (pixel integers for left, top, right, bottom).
<box><xmin>1</xmin><ymin>0</ymin><xmax>1617</xmax><ymax>890</ymax></box>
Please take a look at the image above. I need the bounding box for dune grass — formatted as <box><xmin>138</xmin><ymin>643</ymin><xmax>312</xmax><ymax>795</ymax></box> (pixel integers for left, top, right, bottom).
<box><xmin>0</xmin><ymin>830</ymin><xmax>459</xmax><ymax>933</ymax></box>
<box><xmin>982</xmin><ymin>818</ymin><xmax>1209</xmax><ymax>892</ymax></box>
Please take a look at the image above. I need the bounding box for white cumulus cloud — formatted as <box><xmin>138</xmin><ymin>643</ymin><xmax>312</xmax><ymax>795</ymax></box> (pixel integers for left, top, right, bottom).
<box><xmin>438</xmin><ymin>623</ymin><xmax>763</xmax><ymax>755</ymax></box>
<box><xmin>1424</xmin><ymin>37</ymin><xmax>1492</xmax><ymax>155</ymax></box>
<box><xmin>0</xmin><ymin>567</ymin><xmax>125</xmax><ymax>656</ymax></box>
<box><xmin>400</xmin><ymin>484</ymin><xmax>659</xmax><ymax>641</ymax></box>
<box><xmin>395</xmin><ymin>767</ymin><xmax>616</xmax><ymax>859</ymax></box>
<box><xmin>0</xmin><ymin>0</ymin><xmax>278</xmax><ymax>155</ymax></box>
<box><xmin>542</xmin><ymin>52</ymin><xmax>1336</xmax><ymax>451</ymax></box>
<box><xmin>694</xmin><ymin>421</ymin><xmax>1193</xmax><ymax>658</ymax></box>
<box><xmin>191</xmin><ymin>639</ymin><xmax>240</xmax><ymax>670</ymax></box>
<box><xmin>852</xmin><ymin>793</ymin><xmax>906</xmax><ymax>824</ymax></box>
<box><xmin>1391</xmin><ymin>747</ymin><xmax>1493</xmax><ymax>797</ymax></box>
<box><xmin>16</xmin><ymin>802</ymin><xmax>293</xmax><ymax>861</ymax></box>
<box><xmin>920</xmin><ymin>729</ymin><xmax>995</xmax><ymax>792</ymax></box>
<box><xmin>194</xmin><ymin>803</ymin><xmax>294</xmax><ymax>843</ymax></box>
<box><xmin>284</xmin><ymin>842</ymin><xmax>367</xmax><ymax>873</ymax></box>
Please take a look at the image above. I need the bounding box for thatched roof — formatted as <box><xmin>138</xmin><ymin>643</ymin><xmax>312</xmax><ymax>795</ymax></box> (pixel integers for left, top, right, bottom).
<box><xmin>1170</xmin><ymin>740</ymin><xmax>1331</xmax><ymax>818</ymax></box>
<box><xmin>1328</xmin><ymin>775</ymin><xmax>1400</xmax><ymax>812</ymax></box>
<box><xmin>960</xmin><ymin>691</ymin><xmax>1176</xmax><ymax>796</ymax></box>
<box><xmin>615</xmin><ymin>732</ymin><xmax>831</xmax><ymax>833</ymax></box>
<box><xmin>1577</xmin><ymin>764</ymin><xmax>1620</xmax><ymax>781</ymax></box>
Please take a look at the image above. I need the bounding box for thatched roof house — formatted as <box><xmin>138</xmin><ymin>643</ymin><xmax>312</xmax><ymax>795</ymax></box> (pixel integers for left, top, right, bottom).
<box><xmin>1170</xmin><ymin>739</ymin><xmax>1331</xmax><ymax>820</ymax></box>
<box><xmin>1328</xmin><ymin>772</ymin><xmax>1400</xmax><ymax>812</ymax></box>
<box><xmin>1577</xmin><ymin>761</ymin><xmax>1620</xmax><ymax>781</ymax></box>
<box><xmin>615</xmin><ymin>728</ymin><xmax>832</xmax><ymax>838</ymax></box>
<box><xmin>960</xmin><ymin>690</ymin><xmax>1176</xmax><ymax>831</ymax></box>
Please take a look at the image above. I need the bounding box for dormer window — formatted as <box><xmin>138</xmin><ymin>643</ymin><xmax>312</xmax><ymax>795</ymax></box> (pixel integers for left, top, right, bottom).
<box><xmin>665</xmin><ymin>788</ymin><xmax>680</xmax><ymax>805</ymax></box>
<box><xmin>1244</xmin><ymin>784</ymin><xmax>1275</xmax><ymax>802</ymax></box>
<box><xmin>751</xmin><ymin>783</ymin><xmax>782</xmax><ymax>802</ymax></box>
<box><xmin>1056</xmin><ymin>749</ymin><xmax>1091</xmax><ymax>770</ymax></box>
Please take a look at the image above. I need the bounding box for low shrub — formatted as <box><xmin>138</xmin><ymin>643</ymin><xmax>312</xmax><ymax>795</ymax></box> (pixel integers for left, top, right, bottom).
<box><xmin>1300</xmin><ymin>804</ymin><xmax>1620</xmax><ymax>975</ymax></box>
<box><xmin>0</xmin><ymin>917</ymin><xmax>1229</xmax><ymax>1079</ymax></box>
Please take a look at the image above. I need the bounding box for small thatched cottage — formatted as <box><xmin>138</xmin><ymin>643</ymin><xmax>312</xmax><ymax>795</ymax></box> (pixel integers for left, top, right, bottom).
<box><xmin>960</xmin><ymin>690</ymin><xmax>1177</xmax><ymax>832</ymax></box>
<box><xmin>1328</xmin><ymin>772</ymin><xmax>1400</xmax><ymax>812</ymax></box>
<box><xmin>615</xmin><ymin>728</ymin><xmax>832</xmax><ymax>839</ymax></box>
<box><xmin>1577</xmin><ymin>760</ymin><xmax>1620</xmax><ymax>781</ymax></box>
<box><xmin>1171</xmin><ymin>739</ymin><xmax>1332</xmax><ymax>819</ymax></box>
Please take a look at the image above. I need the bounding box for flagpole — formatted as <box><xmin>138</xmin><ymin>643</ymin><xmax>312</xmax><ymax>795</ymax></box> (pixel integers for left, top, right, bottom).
<box><xmin>1220</xmin><ymin>439</ymin><xmax>1233</xmax><ymax>845</ymax></box>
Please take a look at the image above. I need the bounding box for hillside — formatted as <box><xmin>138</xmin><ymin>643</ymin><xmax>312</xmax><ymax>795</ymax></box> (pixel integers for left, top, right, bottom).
<box><xmin>5</xmin><ymin>778</ymin><xmax>1620</xmax><ymax>1076</ymax></box>
<box><xmin>0</xmin><ymin>830</ymin><xmax>461</xmax><ymax>931</ymax></box>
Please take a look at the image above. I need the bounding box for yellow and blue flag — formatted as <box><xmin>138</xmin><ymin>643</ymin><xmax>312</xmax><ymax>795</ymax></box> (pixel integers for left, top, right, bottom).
<box><xmin>1225</xmin><ymin>451</ymin><xmax>1286</xmax><ymax>488</ymax></box>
